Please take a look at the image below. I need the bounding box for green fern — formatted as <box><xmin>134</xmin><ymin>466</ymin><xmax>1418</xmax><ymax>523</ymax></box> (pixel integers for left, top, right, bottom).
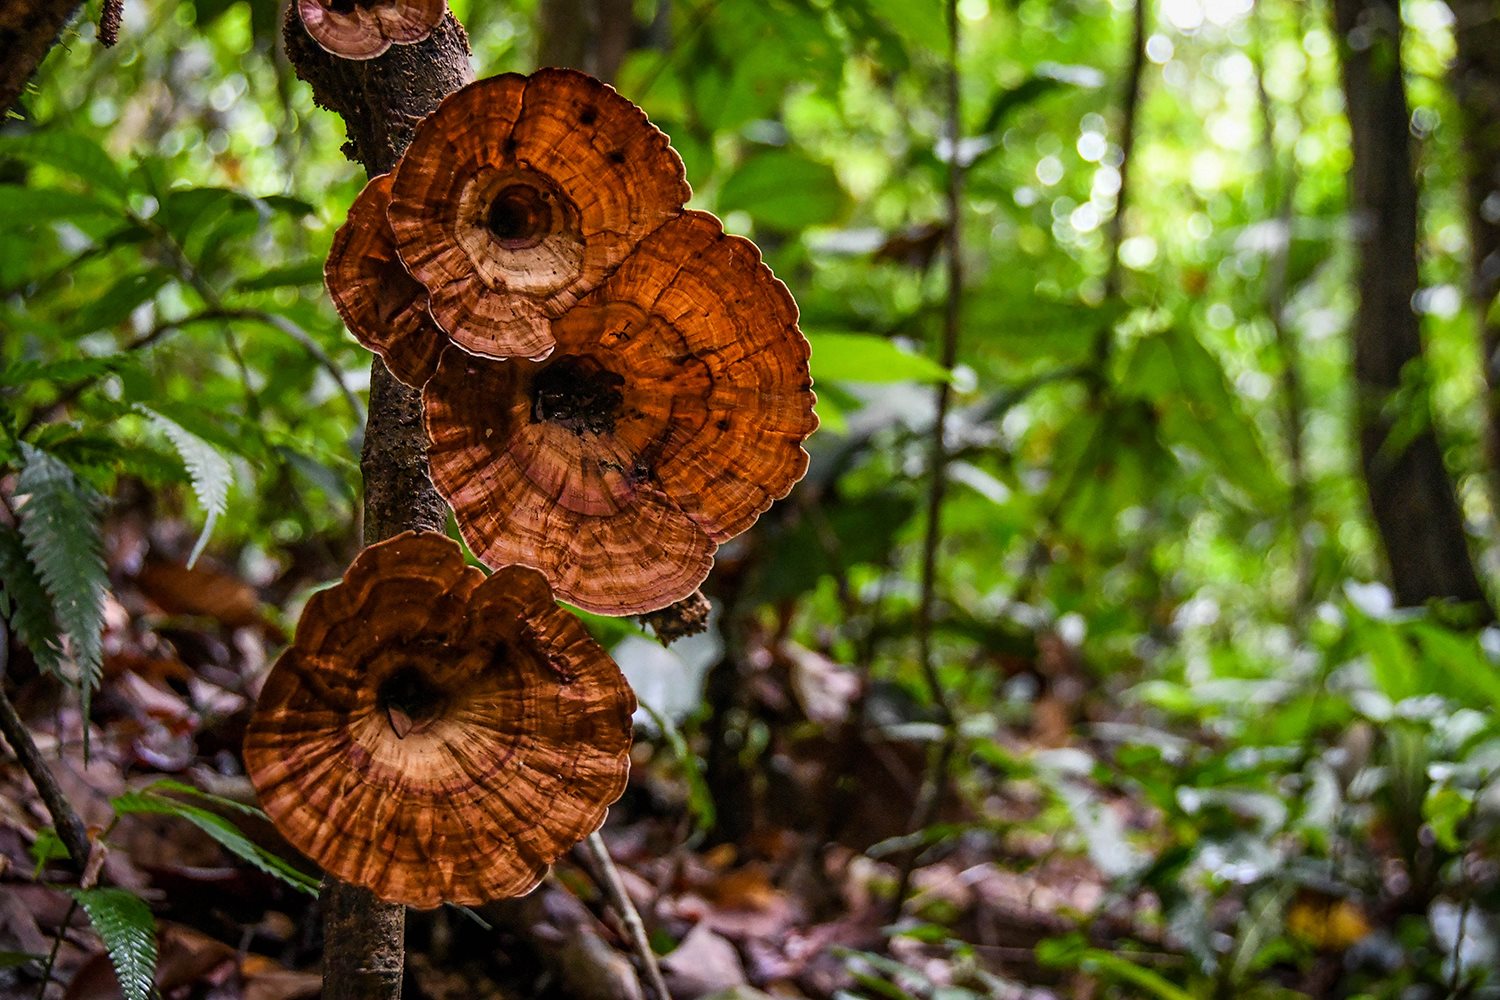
<box><xmin>14</xmin><ymin>445</ymin><xmax>107</xmax><ymax>742</ymax></box>
<box><xmin>137</xmin><ymin>408</ymin><xmax>233</xmax><ymax>568</ymax></box>
<box><xmin>0</xmin><ymin>353</ymin><xmax>134</xmax><ymax>387</ymax></box>
<box><xmin>0</xmin><ymin>524</ymin><xmax>65</xmax><ymax>676</ymax></box>
<box><xmin>67</xmin><ymin>888</ymin><xmax>157</xmax><ymax>1000</ymax></box>
<box><xmin>112</xmin><ymin>787</ymin><xmax>320</xmax><ymax>895</ymax></box>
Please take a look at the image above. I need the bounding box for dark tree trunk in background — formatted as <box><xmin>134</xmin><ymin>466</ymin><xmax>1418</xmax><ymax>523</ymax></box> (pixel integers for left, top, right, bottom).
<box><xmin>1332</xmin><ymin>0</ymin><xmax>1491</xmax><ymax>616</ymax></box>
<box><xmin>1449</xmin><ymin>1</ymin><xmax>1500</xmax><ymax>495</ymax></box>
<box><xmin>0</xmin><ymin>2</ymin><xmax>85</xmax><ymax>114</ymax></box>
<box><xmin>537</xmin><ymin>0</ymin><xmax>634</xmax><ymax>83</ymax></box>
<box><xmin>281</xmin><ymin>11</ymin><xmax>473</xmax><ymax>999</ymax></box>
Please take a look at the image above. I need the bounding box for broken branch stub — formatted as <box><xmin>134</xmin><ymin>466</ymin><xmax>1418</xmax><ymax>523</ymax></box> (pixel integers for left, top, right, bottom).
<box><xmin>422</xmin><ymin>211</ymin><xmax>818</xmax><ymax>616</ymax></box>
<box><xmin>243</xmin><ymin>532</ymin><xmax>636</xmax><ymax>909</ymax></box>
<box><xmin>386</xmin><ymin>69</ymin><xmax>691</xmax><ymax>360</ymax></box>
<box><xmin>325</xmin><ymin>173</ymin><xmax>447</xmax><ymax>388</ymax></box>
<box><xmin>297</xmin><ymin>0</ymin><xmax>448</xmax><ymax>61</ymax></box>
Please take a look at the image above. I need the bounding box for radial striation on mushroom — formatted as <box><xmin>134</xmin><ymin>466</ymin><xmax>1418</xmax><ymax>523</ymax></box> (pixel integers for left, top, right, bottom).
<box><xmin>298</xmin><ymin>0</ymin><xmax>448</xmax><ymax>61</ymax></box>
<box><xmin>325</xmin><ymin>173</ymin><xmax>447</xmax><ymax>389</ymax></box>
<box><xmin>386</xmin><ymin>69</ymin><xmax>691</xmax><ymax>360</ymax></box>
<box><xmin>423</xmin><ymin>210</ymin><xmax>818</xmax><ymax>616</ymax></box>
<box><xmin>243</xmin><ymin>532</ymin><xmax>636</xmax><ymax>909</ymax></box>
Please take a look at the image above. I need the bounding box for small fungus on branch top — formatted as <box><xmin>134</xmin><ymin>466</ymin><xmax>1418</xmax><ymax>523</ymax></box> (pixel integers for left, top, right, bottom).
<box><xmin>296</xmin><ymin>0</ymin><xmax>447</xmax><ymax>61</ymax></box>
<box><xmin>387</xmin><ymin>69</ymin><xmax>691</xmax><ymax>360</ymax></box>
<box><xmin>423</xmin><ymin>210</ymin><xmax>818</xmax><ymax>616</ymax></box>
<box><xmin>243</xmin><ymin>531</ymin><xmax>636</xmax><ymax>909</ymax></box>
<box><xmin>325</xmin><ymin>173</ymin><xmax>447</xmax><ymax>388</ymax></box>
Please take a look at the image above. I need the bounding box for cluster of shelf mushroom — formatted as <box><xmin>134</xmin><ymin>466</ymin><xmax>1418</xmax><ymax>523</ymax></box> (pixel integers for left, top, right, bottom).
<box><xmin>245</xmin><ymin>61</ymin><xmax>817</xmax><ymax>907</ymax></box>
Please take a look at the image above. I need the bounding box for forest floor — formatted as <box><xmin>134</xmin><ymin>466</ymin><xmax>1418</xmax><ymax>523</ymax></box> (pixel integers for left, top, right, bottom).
<box><xmin>0</xmin><ymin>504</ymin><xmax>1301</xmax><ymax>1000</ymax></box>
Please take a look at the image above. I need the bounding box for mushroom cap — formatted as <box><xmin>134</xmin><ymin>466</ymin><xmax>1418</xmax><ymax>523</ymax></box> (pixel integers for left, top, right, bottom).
<box><xmin>325</xmin><ymin>173</ymin><xmax>448</xmax><ymax>388</ymax></box>
<box><xmin>297</xmin><ymin>0</ymin><xmax>447</xmax><ymax>61</ymax></box>
<box><xmin>243</xmin><ymin>531</ymin><xmax>636</xmax><ymax>908</ymax></box>
<box><xmin>387</xmin><ymin>69</ymin><xmax>691</xmax><ymax>360</ymax></box>
<box><xmin>423</xmin><ymin>211</ymin><xmax>818</xmax><ymax>615</ymax></box>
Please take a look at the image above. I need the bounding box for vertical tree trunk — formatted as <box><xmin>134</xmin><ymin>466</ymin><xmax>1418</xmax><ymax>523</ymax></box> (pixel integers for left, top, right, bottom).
<box><xmin>537</xmin><ymin>0</ymin><xmax>633</xmax><ymax>83</ymax></box>
<box><xmin>1449</xmin><ymin>1</ymin><xmax>1500</xmax><ymax>496</ymax></box>
<box><xmin>1332</xmin><ymin>0</ymin><xmax>1491</xmax><ymax>615</ymax></box>
<box><xmin>0</xmin><ymin>2</ymin><xmax>85</xmax><ymax>114</ymax></box>
<box><xmin>280</xmin><ymin>11</ymin><xmax>473</xmax><ymax>999</ymax></box>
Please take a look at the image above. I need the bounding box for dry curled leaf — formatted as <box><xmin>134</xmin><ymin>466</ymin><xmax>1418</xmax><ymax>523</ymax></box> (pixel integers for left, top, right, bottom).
<box><xmin>387</xmin><ymin>69</ymin><xmax>690</xmax><ymax>359</ymax></box>
<box><xmin>423</xmin><ymin>211</ymin><xmax>817</xmax><ymax>615</ymax></box>
<box><xmin>243</xmin><ymin>532</ymin><xmax>636</xmax><ymax>908</ymax></box>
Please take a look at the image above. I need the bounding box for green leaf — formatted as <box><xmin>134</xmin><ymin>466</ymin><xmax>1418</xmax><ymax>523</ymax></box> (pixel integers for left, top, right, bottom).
<box><xmin>67</xmin><ymin>888</ymin><xmax>157</xmax><ymax>1000</ymax></box>
<box><xmin>1122</xmin><ymin>326</ymin><xmax>1282</xmax><ymax>504</ymax></box>
<box><xmin>860</xmin><ymin>0</ymin><xmax>947</xmax><ymax>54</ymax></box>
<box><xmin>1077</xmin><ymin>949</ymin><xmax>1195</xmax><ymax>1000</ymax></box>
<box><xmin>0</xmin><ymin>185</ymin><xmax>116</xmax><ymax>228</ymax></box>
<box><xmin>0</xmin><ymin>353</ymin><xmax>135</xmax><ymax>388</ymax></box>
<box><xmin>66</xmin><ymin>269</ymin><xmax>173</xmax><ymax>336</ymax></box>
<box><xmin>0</xmin><ymin>524</ymin><xmax>65</xmax><ymax>677</ymax></box>
<box><xmin>137</xmin><ymin>407</ymin><xmax>234</xmax><ymax>567</ymax></box>
<box><xmin>0</xmin><ymin>951</ymin><xmax>43</xmax><ymax>970</ymax></box>
<box><xmin>15</xmin><ymin>445</ymin><xmax>107</xmax><ymax>736</ymax></box>
<box><xmin>235</xmin><ymin>259</ymin><xmax>326</xmax><ymax>292</ymax></box>
<box><xmin>806</xmin><ymin>332</ymin><xmax>950</xmax><ymax>384</ymax></box>
<box><xmin>112</xmin><ymin>787</ymin><xmax>320</xmax><ymax>894</ymax></box>
<box><xmin>718</xmin><ymin>150</ymin><xmax>849</xmax><ymax>231</ymax></box>
<box><xmin>640</xmin><ymin>701</ymin><xmax>716</xmax><ymax>833</ymax></box>
<box><xmin>0</xmin><ymin>132</ymin><xmax>132</xmax><ymax>202</ymax></box>
<box><xmin>29</xmin><ymin>826</ymin><xmax>69</xmax><ymax>877</ymax></box>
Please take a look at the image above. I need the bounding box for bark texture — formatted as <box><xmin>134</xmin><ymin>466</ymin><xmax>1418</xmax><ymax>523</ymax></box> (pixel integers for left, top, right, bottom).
<box><xmin>1450</xmin><ymin>1</ymin><xmax>1500</xmax><ymax>490</ymax></box>
<box><xmin>1332</xmin><ymin>0</ymin><xmax>1490</xmax><ymax>614</ymax></box>
<box><xmin>281</xmin><ymin>7</ymin><xmax>473</xmax><ymax>998</ymax></box>
<box><xmin>0</xmin><ymin>1</ymin><xmax>85</xmax><ymax>114</ymax></box>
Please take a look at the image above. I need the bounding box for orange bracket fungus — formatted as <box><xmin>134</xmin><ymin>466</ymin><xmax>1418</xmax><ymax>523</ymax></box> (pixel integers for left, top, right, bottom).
<box><xmin>297</xmin><ymin>0</ymin><xmax>447</xmax><ymax>61</ymax></box>
<box><xmin>386</xmin><ymin>69</ymin><xmax>691</xmax><ymax>360</ymax></box>
<box><xmin>422</xmin><ymin>211</ymin><xmax>818</xmax><ymax>616</ymax></box>
<box><xmin>325</xmin><ymin>173</ymin><xmax>447</xmax><ymax>388</ymax></box>
<box><xmin>243</xmin><ymin>531</ymin><xmax>636</xmax><ymax>908</ymax></box>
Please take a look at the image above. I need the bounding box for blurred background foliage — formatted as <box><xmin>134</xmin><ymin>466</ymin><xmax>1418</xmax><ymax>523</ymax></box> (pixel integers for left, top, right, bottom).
<box><xmin>6</xmin><ymin>0</ymin><xmax>1500</xmax><ymax>997</ymax></box>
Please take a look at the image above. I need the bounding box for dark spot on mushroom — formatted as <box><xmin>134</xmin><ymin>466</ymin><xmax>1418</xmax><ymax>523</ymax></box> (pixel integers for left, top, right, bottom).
<box><xmin>579</xmin><ymin>105</ymin><xmax>599</xmax><ymax>125</ymax></box>
<box><xmin>529</xmin><ymin>354</ymin><xmax>626</xmax><ymax>436</ymax></box>
<box><xmin>377</xmin><ymin>664</ymin><xmax>448</xmax><ymax>738</ymax></box>
<box><xmin>608</xmin><ymin>150</ymin><xmax>626</xmax><ymax>164</ymax></box>
<box><xmin>503</xmin><ymin>136</ymin><xmax>519</xmax><ymax>155</ymax></box>
<box><xmin>487</xmin><ymin>183</ymin><xmax>553</xmax><ymax>249</ymax></box>
<box><xmin>716</xmin><ymin>418</ymin><xmax>730</xmax><ymax>431</ymax></box>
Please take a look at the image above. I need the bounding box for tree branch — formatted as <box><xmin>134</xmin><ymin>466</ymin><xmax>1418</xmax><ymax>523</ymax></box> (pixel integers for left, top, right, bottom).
<box><xmin>0</xmin><ymin>620</ymin><xmax>91</xmax><ymax>874</ymax></box>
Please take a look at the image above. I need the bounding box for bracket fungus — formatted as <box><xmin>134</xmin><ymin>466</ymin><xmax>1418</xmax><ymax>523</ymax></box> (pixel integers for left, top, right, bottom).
<box><xmin>423</xmin><ymin>211</ymin><xmax>818</xmax><ymax>616</ymax></box>
<box><xmin>387</xmin><ymin>69</ymin><xmax>690</xmax><ymax>360</ymax></box>
<box><xmin>297</xmin><ymin>0</ymin><xmax>446</xmax><ymax>61</ymax></box>
<box><xmin>325</xmin><ymin>173</ymin><xmax>447</xmax><ymax>388</ymax></box>
<box><xmin>243</xmin><ymin>532</ymin><xmax>635</xmax><ymax>908</ymax></box>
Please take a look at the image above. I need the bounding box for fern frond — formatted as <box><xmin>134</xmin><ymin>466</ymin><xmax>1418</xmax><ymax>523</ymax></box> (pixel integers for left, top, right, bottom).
<box><xmin>0</xmin><ymin>524</ymin><xmax>65</xmax><ymax>676</ymax></box>
<box><xmin>67</xmin><ymin>888</ymin><xmax>157</xmax><ymax>1000</ymax></box>
<box><xmin>112</xmin><ymin>788</ymin><xmax>320</xmax><ymax>894</ymax></box>
<box><xmin>137</xmin><ymin>407</ymin><xmax>233</xmax><ymax>568</ymax></box>
<box><xmin>15</xmin><ymin>444</ymin><xmax>108</xmax><ymax>741</ymax></box>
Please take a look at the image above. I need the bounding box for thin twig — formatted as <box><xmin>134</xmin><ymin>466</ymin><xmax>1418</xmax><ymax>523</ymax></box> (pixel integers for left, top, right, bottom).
<box><xmin>892</xmin><ymin>0</ymin><xmax>964</xmax><ymax>917</ymax></box>
<box><xmin>1089</xmin><ymin>0</ymin><xmax>1148</xmax><ymax>397</ymax></box>
<box><xmin>131</xmin><ymin>211</ymin><xmax>365</xmax><ymax>424</ymax></box>
<box><xmin>582</xmin><ymin>831</ymin><xmax>669</xmax><ymax>1000</ymax></box>
<box><xmin>0</xmin><ymin>620</ymin><xmax>92</xmax><ymax>874</ymax></box>
<box><xmin>1251</xmin><ymin>0</ymin><xmax>1314</xmax><ymax>617</ymax></box>
<box><xmin>35</xmin><ymin>897</ymin><xmax>79</xmax><ymax>1000</ymax></box>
